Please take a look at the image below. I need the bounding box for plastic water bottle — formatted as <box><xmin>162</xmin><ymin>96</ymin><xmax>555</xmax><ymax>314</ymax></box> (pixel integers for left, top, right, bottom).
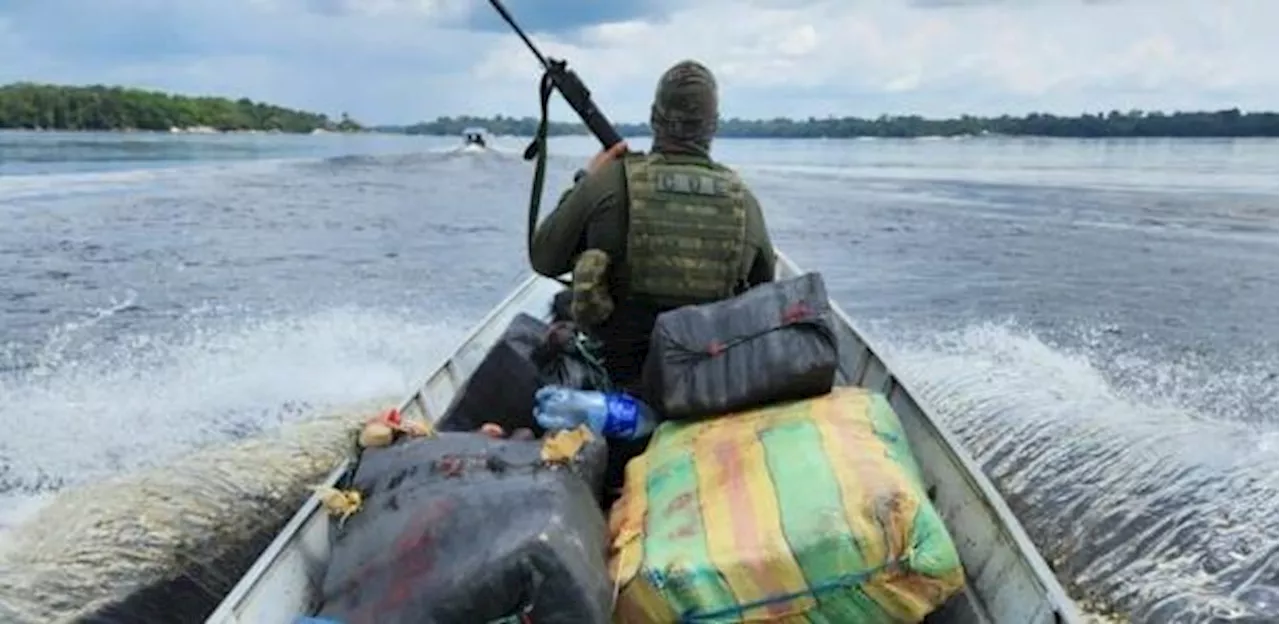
<box><xmin>534</xmin><ymin>386</ymin><xmax>658</xmax><ymax>440</ymax></box>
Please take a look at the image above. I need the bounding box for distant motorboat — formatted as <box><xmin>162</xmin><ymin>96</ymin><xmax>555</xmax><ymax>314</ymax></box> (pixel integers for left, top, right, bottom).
<box><xmin>461</xmin><ymin>127</ymin><xmax>488</xmax><ymax>150</ymax></box>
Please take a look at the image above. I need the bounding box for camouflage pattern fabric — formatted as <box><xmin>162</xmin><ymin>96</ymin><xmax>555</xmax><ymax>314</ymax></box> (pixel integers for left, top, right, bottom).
<box><xmin>622</xmin><ymin>154</ymin><xmax>748</xmax><ymax>307</ymax></box>
<box><xmin>650</xmin><ymin>60</ymin><xmax>719</xmax><ymax>155</ymax></box>
<box><xmin>571</xmin><ymin>249</ymin><xmax>615</xmax><ymax>327</ymax></box>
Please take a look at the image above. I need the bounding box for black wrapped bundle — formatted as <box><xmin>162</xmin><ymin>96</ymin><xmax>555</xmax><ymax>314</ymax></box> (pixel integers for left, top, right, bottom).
<box><xmin>318</xmin><ymin>432</ymin><xmax>611</xmax><ymax>624</ymax></box>
<box><xmin>644</xmin><ymin>272</ymin><xmax>839</xmax><ymax>420</ymax></box>
<box><xmin>435</xmin><ymin>313</ymin><xmax>610</xmax><ymax>435</ymax></box>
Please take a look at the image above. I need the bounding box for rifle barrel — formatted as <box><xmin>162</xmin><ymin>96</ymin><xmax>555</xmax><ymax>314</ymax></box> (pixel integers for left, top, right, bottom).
<box><xmin>486</xmin><ymin>0</ymin><xmax>549</xmax><ymax>68</ymax></box>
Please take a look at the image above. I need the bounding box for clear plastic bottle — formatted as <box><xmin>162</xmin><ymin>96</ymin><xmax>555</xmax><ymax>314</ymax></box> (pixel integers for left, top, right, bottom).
<box><xmin>533</xmin><ymin>386</ymin><xmax>658</xmax><ymax>440</ymax></box>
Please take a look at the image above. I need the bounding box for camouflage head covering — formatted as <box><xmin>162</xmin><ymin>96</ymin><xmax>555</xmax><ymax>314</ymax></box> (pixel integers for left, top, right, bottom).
<box><xmin>650</xmin><ymin>60</ymin><xmax>719</xmax><ymax>156</ymax></box>
<box><xmin>571</xmin><ymin>249</ymin><xmax>614</xmax><ymax>327</ymax></box>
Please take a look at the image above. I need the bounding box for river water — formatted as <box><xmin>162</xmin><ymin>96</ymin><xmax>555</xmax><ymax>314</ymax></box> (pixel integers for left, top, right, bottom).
<box><xmin>0</xmin><ymin>130</ymin><xmax>1276</xmax><ymax>622</ymax></box>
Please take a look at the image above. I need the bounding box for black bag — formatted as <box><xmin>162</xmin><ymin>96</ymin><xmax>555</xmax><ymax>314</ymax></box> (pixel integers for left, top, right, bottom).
<box><xmin>643</xmin><ymin>272</ymin><xmax>839</xmax><ymax>420</ymax></box>
<box><xmin>435</xmin><ymin>313</ymin><xmax>610</xmax><ymax>434</ymax></box>
<box><xmin>551</xmin><ymin>288</ymin><xmax>574</xmax><ymax>323</ymax></box>
<box><xmin>318</xmin><ymin>433</ymin><xmax>611</xmax><ymax>624</ymax></box>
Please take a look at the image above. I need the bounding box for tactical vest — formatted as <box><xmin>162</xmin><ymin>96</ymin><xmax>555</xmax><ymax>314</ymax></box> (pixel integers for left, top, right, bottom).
<box><xmin>622</xmin><ymin>154</ymin><xmax>749</xmax><ymax>307</ymax></box>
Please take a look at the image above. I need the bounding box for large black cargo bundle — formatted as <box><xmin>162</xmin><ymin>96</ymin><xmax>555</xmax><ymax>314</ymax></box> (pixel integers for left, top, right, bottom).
<box><xmin>435</xmin><ymin>313</ymin><xmax>609</xmax><ymax>434</ymax></box>
<box><xmin>318</xmin><ymin>432</ymin><xmax>611</xmax><ymax>624</ymax></box>
<box><xmin>644</xmin><ymin>272</ymin><xmax>839</xmax><ymax>420</ymax></box>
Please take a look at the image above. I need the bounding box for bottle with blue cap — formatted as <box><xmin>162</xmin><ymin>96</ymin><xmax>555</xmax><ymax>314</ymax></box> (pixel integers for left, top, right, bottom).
<box><xmin>534</xmin><ymin>386</ymin><xmax>658</xmax><ymax>440</ymax></box>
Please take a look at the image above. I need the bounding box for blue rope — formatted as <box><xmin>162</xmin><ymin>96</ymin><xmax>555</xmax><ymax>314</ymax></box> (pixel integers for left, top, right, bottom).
<box><xmin>679</xmin><ymin>559</ymin><xmax>902</xmax><ymax>623</ymax></box>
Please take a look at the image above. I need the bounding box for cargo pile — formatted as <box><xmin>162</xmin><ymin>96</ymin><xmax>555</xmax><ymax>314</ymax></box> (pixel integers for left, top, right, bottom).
<box><xmin>310</xmin><ymin>272</ymin><xmax>966</xmax><ymax>623</ymax></box>
<box><xmin>609</xmin><ymin>387</ymin><xmax>966</xmax><ymax>622</ymax></box>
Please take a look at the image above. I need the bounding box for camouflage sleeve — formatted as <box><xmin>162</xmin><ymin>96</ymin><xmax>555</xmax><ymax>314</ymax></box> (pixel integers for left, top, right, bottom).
<box><xmin>530</xmin><ymin>161</ymin><xmax>629</xmax><ymax>278</ymax></box>
<box><xmin>530</xmin><ymin>180</ymin><xmax>593</xmax><ymax>278</ymax></box>
<box><xmin>743</xmin><ymin>188</ymin><xmax>777</xmax><ymax>285</ymax></box>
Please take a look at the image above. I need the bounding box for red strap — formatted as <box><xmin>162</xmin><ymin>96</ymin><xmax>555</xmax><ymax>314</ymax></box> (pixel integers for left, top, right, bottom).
<box><xmin>383</xmin><ymin>408</ymin><xmax>402</xmax><ymax>425</ymax></box>
<box><xmin>782</xmin><ymin>302</ymin><xmax>813</xmax><ymax>324</ymax></box>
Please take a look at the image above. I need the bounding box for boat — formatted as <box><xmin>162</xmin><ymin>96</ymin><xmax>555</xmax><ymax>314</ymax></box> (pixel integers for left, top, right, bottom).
<box><xmin>205</xmin><ymin>251</ymin><xmax>1084</xmax><ymax>624</ymax></box>
<box><xmin>460</xmin><ymin>127</ymin><xmax>488</xmax><ymax>151</ymax></box>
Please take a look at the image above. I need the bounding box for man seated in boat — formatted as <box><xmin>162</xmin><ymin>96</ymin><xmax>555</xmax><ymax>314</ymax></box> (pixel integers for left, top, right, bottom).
<box><xmin>463</xmin><ymin>128</ymin><xmax>487</xmax><ymax>148</ymax></box>
<box><xmin>530</xmin><ymin>59</ymin><xmax>777</xmax><ymax>395</ymax></box>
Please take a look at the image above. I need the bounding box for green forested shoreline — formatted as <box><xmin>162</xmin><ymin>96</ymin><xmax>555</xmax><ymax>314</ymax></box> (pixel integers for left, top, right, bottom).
<box><xmin>0</xmin><ymin>83</ymin><xmax>362</xmax><ymax>133</ymax></box>
<box><xmin>3</xmin><ymin>83</ymin><xmax>1275</xmax><ymax>138</ymax></box>
<box><xmin>392</xmin><ymin>109</ymin><xmax>1278</xmax><ymax>138</ymax></box>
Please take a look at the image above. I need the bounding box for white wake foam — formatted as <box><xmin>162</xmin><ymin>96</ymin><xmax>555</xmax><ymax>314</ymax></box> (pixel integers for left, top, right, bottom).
<box><xmin>0</xmin><ymin>304</ymin><xmax>467</xmax><ymax>537</ymax></box>
<box><xmin>875</xmin><ymin>320</ymin><xmax>1278</xmax><ymax>621</ymax></box>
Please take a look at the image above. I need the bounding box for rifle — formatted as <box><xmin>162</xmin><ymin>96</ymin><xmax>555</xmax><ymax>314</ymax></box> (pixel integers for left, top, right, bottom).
<box><xmin>486</xmin><ymin>0</ymin><xmax>624</xmax><ymax>276</ymax></box>
<box><xmin>486</xmin><ymin>0</ymin><xmax>624</xmax><ymax>154</ymax></box>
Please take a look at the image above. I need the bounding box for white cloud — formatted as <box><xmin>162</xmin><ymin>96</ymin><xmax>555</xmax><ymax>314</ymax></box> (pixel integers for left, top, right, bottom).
<box><xmin>0</xmin><ymin>0</ymin><xmax>1274</xmax><ymax>123</ymax></box>
<box><xmin>465</xmin><ymin>0</ymin><xmax>1277</xmax><ymax>122</ymax></box>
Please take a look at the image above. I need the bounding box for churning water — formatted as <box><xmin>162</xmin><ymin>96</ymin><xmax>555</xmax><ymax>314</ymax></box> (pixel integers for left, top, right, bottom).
<box><xmin>0</xmin><ymin>131</ymin><xmax>1275</xmax><ymax>621</ymax></box>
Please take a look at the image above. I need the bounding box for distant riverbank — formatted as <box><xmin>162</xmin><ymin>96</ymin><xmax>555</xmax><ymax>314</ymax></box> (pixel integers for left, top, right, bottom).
<box><xmin>2</xmin><ymin>126</ymin><xmax>356</xmax><ymax>136</ymax></box>
<box><xmin>388</xmin><ymin>110</ymin><xmax>1279</xmax><ymax>139</ymax></box>
<box><xmin>0</xmin><ymin>83</ymin><xmax>363</xmax><ymax>134</ymax></box>
<box><xmin>4</xmin><ymin>83</ymin><xmax>1275</xmax><ymax>139</ymax></box>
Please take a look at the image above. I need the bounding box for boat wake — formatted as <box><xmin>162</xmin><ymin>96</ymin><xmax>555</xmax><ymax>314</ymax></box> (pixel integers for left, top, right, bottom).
<box><xmin>0</xmin><ymin>408</ymin><xmax>377</xmax><ymax>624</ymax></box>
<box><xmin>0</xmin><ymin>165</ymin><xmax>241</xmax><ymax>203</ymax></box>
<box><xmin>874</xmin><ymin>320</ymin><xmax>1279</xmax><ymax>623</ymax></box>
<box><xmin>0</xmin><ymin>303</ymin><xmax>466</xmax><ymax>536</ymax></box>
<box><xmin>294</xmin><ymin>147</ymin><xmax>523</xmax><ymax>175</ymax></box>
<box><xmin>440</xmin><ymin>144</ymin><xmax>523</xmax><ymax>159</ymax></box>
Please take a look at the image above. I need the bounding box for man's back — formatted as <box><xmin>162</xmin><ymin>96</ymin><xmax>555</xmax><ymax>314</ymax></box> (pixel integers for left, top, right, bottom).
<box><xmin>529</xmin><ymin>59</ymin><xmax>776</xmax><ymax>391</ymax></box>
<box><xmin>530</xmin><ymin>151</ymin><xmax>774</xmax><ymax>389</ymax></box>
<box><xmin>530</xmin><ymin>154</ymin><xmax>774</xmax><ymax>294</ymax></box>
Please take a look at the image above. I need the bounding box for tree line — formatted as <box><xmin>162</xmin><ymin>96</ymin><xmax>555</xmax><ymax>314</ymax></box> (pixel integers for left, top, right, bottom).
<box><xmin>0</xmin><ymin>83</ymin><xmax>363</xmax><ymax>133</ymax></box>
<box><xmin>393</xmin><ymin>109</ymin><xmax>1278</xmax><ymax>139</ymax></box>
<box><xmin>2</xmin><ymin>83</ymin><xmax>1273</xmax><ymax>138</ymax></box>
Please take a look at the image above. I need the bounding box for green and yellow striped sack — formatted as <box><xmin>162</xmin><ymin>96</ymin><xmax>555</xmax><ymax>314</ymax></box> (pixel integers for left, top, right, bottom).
<box><xmin>608</xmin><ymin>387</ymin><xmax>965</xmax><ymax>623</ymax></box>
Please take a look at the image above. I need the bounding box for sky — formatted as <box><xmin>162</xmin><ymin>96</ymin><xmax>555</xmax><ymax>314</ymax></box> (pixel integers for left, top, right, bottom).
<box><xmin>0</xmin><ymin>0</ymin><xmax>1276</xmax><ymax>124</ymax></box>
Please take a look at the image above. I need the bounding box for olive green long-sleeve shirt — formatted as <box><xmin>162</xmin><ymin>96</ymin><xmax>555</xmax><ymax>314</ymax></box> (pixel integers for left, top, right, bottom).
<box><xmin>529</xmin><ymin>155</ymin><xmax>776</xmax><ymax>288</ymax></box>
